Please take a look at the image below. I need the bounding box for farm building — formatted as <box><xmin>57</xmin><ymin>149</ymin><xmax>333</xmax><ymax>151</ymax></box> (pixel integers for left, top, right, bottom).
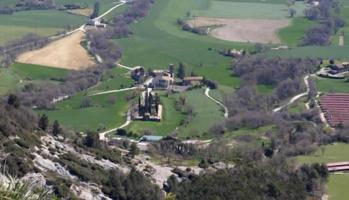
<box><xmin>183</xmin><ymin>76</ymin><xmax>203</xmax><ymax>86</ymax></box>
<box><xmin>319</xmin><ymin>94</ymin><xmax>349</xmax><ymax>127</ymax></box>
<box><xmin>151</xmin><ymin>70</ymin><xmax>174</xmax><ymax>90</ymax></box>
<box><xmin>328</xmin><ymin>62</ymin><xmax>349</xmax><ymax>75</ymax></box>
<box><xmin>139</xmin><ymin>135</ymin><xmax>163</xmax><ymax>142</ymax></box>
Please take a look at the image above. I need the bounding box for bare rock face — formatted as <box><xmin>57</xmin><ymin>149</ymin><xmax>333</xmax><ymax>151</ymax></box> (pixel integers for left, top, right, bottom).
<box><xmin>71</xmin><ymin>183</ymin><xmax>112</xmax><ymax>200</ymax></box>
<box><xmin>21</xmin><ymin>173</ymin><xmax>47</xmax><ymax>188</ymax></box>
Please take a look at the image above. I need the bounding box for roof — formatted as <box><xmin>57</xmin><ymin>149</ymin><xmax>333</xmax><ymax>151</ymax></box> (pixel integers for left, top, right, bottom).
<box><xmin>183</xmin><ymin>76</ymin><xmax>203</xmax><ymax>81</ymax></box>
<box><xmin>140</xmin><ymin>135</ymin><xmax>163</xmax><ymax>142</ymax></box>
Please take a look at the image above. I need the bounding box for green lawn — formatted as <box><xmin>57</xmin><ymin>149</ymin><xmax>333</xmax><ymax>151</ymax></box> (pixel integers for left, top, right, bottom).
<box><xmin>328</xmin><ymin>174</ymin><xmax>349</xmax><ymax>200</ymax></box>
<box><xmin>176</xmin><ymin>88</ymin><xmax>225</xmax><ymax>138</ymax></box>
<box><xmin>117</xmin><ymin>0</ymin><xmax>251</xmax><ymax>88</ymax></box>
<box><xmin>37</xmin><ymin>92</ymin><xmax>129</xmax><ymax>132</ymax></box>
<box><xmin>297</xmin><ymin>143</ymin><xmax>349</xmax><ymax>164</ymax></box>
<box><xmin>192</xmin><ymin>1</ymin><xmax>306</xmax><ymax>19</ymax></box>
<box><xmin>36</xmin><ymin>67</ymin><xmax>134</xmax><ymax>132</ymax></box>
<box><xmin>127</xmin><ymin>93</ymin><xmax>185</xmax><ymax>136</ymax></box>
<box><xmin>12</xmin><ymin>63</ymin><xmax>68</xmax><ymax>80</ymax></box>
<box><xmin>267</xmin><ymin>46</ymin><xmax>349</xmax><ymax>60</ymax></box>
<box><xmin>314</xmin><ymin>77</ymin><xmax>349</xmax><ymax>93</ymax></box>
<box><xmin>0</xmin><ymin>10</ymin><xmax>85</xmax><ymax>45</ymax></box>
<box><xmin>287</xmin><ymin>96</ymin><xmax>307</xmax><ymax>114</ymax></box>
<box><xmin>0</xmin><ymin>68</ymin><xmax>20</xmax><ymax>96</ymax></box>
<box><xmin>278</xmin><ymin>17</ymin><xmax>317</xmax><ymax>46</ymax></box>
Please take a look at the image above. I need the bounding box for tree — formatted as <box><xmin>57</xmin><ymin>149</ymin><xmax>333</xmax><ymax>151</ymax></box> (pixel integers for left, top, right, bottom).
<box><xmin>289</xmin><ymin>8</ymin><xmax>297</xmax><ymax>18</ymax></box>
<box><xmin>84</xmin><ymin>131</ymin><xmax>100</xmax><ymax>148</ymax></box>
<box><xmin>169</xmin><ymin>64</ymin><xmax>175</xmax><ymax>76</ymax></box>
<box><xmin>7</xmin><ymin>94</ymin><xmax>20</xmax><ymax>108</ymax></box>
<box><xmin>52</xmin><ymin>120</ymin><xmax>61</xmax><ymax>136</ymax></box>
<box><xmin>177</xmin><ymin>62</ymin><xmax>186</xmax><ymax>79</ymax></box>
<box><xmin>80</xmin><ymin>97</ymin><xmax>92</xmax><ymax>108</ymax></box>
<box><xmin>90</xmin><ymin>0</ymin><xmax>100</xmax><ymax>19</ymax></box>
<box><xmin>129</xmin><ymin>142</ymin><xmax>140</xmax><ymax>157</ymax></box>
<box><xmin>38</xmin><ymin>114</ymin><xmax>49</xmax><ymax>131</ymax></box>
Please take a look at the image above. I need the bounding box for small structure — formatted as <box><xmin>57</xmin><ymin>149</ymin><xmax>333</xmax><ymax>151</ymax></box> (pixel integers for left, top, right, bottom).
<box><xmin>132</xmin><ymin>88</ymin><xmax>163</xmax><ymax>121</ymax></box>
<box><xmin>329</xmin><ymin>62</ymin><xmax>349</xmax><ymax>75</ymax></box>
<box><xmin>151</xmin><ymin>70</ymin><xmax>174</xmax><ymax>90</ymax></box>
<box><xmin>139</xmin><ymin>135</ymin><xmax>163</xmax><ymax>142</ymax></box>
<box><xmin>86</xmin><ymin>19</ymin><xmax>107</xmax><ymax>28</ymax></box>
<box><xmin>183</xmin><ymin>76</ymin><xmax>203</xmax><ymax>86</ymax></box>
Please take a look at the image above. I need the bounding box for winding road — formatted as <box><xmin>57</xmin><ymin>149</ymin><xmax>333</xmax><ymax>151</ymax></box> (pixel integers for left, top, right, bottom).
<box><xmin>205</xmin><ymin>88</ymin><xmax>229</xmax><ymax>118</ymax></box>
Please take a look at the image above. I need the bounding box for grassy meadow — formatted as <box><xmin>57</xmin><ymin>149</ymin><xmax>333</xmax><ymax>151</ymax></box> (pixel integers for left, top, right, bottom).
<box><xmin>0</xmin><ymin>10</ymin><xmax>85</xmax><ymax>45</ymax></box>
<box><xmin>116</xmin><ymin>0</ymin><xmax>250</xmax><ymax>89</ymax></box>
<box><xmin>192</xmin><ymin>1</ymin><xmax>306</xmax><ymax>19</ymax></box>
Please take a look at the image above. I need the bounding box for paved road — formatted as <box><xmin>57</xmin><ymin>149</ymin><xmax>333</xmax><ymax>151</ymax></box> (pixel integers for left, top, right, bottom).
<box><xmin>205</xmin><ymin>88</ymin><xmax>229</xmax><ymax>118</ymax></box>
<box><xmin>90</xmin><ymin>86</ymin><xmax>139</xmax><ymax>96</ymax></box>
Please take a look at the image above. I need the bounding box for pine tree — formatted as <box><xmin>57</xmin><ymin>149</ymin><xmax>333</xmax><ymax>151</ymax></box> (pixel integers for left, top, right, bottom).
<box><xmin>52</xmin><ymin>120</ymin><xmax>61</xmax><ymax>136</ymax></box>
<box><xmin>177</xmin><ymin>62</ymin><xmax>186</xmax><ymax>79</ymax></box>
<box><xmin>7</xmin><ymin>94</ymin><xmax>20</xmax><ymax>108</ymax></box>
<box><xmin>38</xmin><ymin>114</ymin><xmax>49</xmax><ymax>131</ymax></box>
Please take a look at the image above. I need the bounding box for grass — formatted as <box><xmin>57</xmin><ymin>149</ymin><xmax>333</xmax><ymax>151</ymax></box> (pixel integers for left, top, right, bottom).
<box><xmin>278</xmin><ymin>17</ymin><xmax>317</xmax><ymax>47</ymax></box>
<box><xmin>0</xmin><ymin>10</ymin><xmax>85</xmax><ymax>45</ymax></box>
<box><xmin>192</xmin><ymin>1</ymin><xmax>306</xmax><ymax>19</ymax></box>
<box><xmin>224</xmin><ymin>125</ymin><xmax>277</xmax><ymax>139</ymax></box>
<box><xmin>297</xmin><ymin>143</ymin><xmax>349</xmax><ymax>164</ymax></box>
<box><xmin>36</xmin><ymin>67</ymin><xmax>134</xmax><ymax>132</ymax></box>
<box><xmin>116</xmin><ymin>0</ymin><xmax>250</xmax><ymax>88</ymax></box>
<box><xmin>297</xmin><ymin>143</ymin><xmax>349</xmax><ymax>200</ymax></box>
<box><xmin>176</xmin><ymin>88</ymin><xmax>225</xmax><ymax>138</ymax></box>
<box><xmin>313</xmin><ymin>77</ymin><xmax>349</xmax><ymax>93</ymax></box>
<box><xmin>328</xmin><ymin>174</ymin><xmax>349</xmax><ymax>200</ymax></box>
<box><xmin>287</xmin><ymin>96</ymin><xmax>307</xmax><ymax>114</ymax></box>
<box><xmin>267</xmin><ymin>46</ymin><xmax>349</xmax><ymax>60</ymax></box>
<box><xmin>127</xmin><ymin>93</ymin><xmax>185</xmax><ymax>136</ymax></box>
<box><xmin>0</xmin><ymin>68</ymin><xmax>20</xmax><ymax>96</ymax></box>
<box><xmin>38</xmin><ymin>91</ymin><xmax>129</xmax><ymax>132</ymax></box>
<box><xmin>12</xmin><ymin>63</ymin><xmax>68</xmax><ymax>80</ymax></box>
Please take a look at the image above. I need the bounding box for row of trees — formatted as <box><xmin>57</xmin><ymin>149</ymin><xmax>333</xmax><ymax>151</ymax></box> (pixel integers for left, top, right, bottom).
<box><xmin>302</xmin><ymin>0</ymin><xmax>345</xmax><ymax>45</ymax></box>
<box><xmin>0</xmin><ymin>34</ymin><xmax>50</xmax><ymax>67</ymax></box>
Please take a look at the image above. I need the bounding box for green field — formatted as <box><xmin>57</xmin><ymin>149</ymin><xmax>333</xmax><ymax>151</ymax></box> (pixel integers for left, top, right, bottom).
<box><xmin>192</xmin><ymin>1</ymin><xmax>305</xmax><ymax>19</ymax></box>
<box><xmin>267</xmin><ymin>46</ymin><xmax>349</xmax><ymax>60</ymax></box>
<box><xmin>0</xmin><ymin>10</ymin><xmax>85</xmax><ymax>45</ymax></box>
<box><xmin>37</xmin><ymin>67</ymin><xmax>134</xmax><ymax>132</ymax></box>
<box><xmin>176</xmin><ymin>89</ymin><xmax>225</xmax><ymax>138</ymax></box>
<box><xmin>12</xmin><ymin>63</ymin><xmax>68</xmax><ymax>80</ymax></box>
<box><xmin>313</xmin><ymin>77</ymin><xmax>349</xmax><ymax>93</ymax></box>
<box><xmin>278</xmin><ymin>18</ymin><xmax>317</xmax><ymax>46</ymax></box>
<box><xmin>298</xmin><ymin>143</ymin><xmax>349</xmax><ymax>164</ymax></box>
<box><xmin>0</xmin><ymin>68</ymin><xmax>20</xmax><ymax>96</ymax></box>
<box><xmin>328</xmin><ymin>174</ymin><xmax>349</xmax><ymax>200</ymax></box>
<box><xmin>117</xmin><ymin>0</ymin><xmax>250</xmax><ymax>88</ymax></box>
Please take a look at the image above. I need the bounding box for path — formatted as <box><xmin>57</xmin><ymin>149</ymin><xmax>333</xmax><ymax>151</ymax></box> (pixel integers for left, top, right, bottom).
<box><xmin>339</xmin><ymin>35</ymin><xmax>344</xmax><ymax>46</ymax></box>
<box><xmin>99</xmin><ymin>111</ymin><xmax>132</xmax><ymax>141</ymax></box>
<box><xmin>205</xmin><ymin>88</ymin><xmax>229</xmax><ymax>118</ymax></box>
<box><xmin>96</xmin><ymin>0</ymin><xmax>126</xmax><ymax>20</ymax></box>
<box><xmin>89</xmin><ymin>86</ymin><xmax>138</xmax><ymax>96</ymax></box>
<box><xmin>117</xmin><ymin>63</ymin><xmax>142</xmax><ymax>71</ymax></box>
<box><xmin>273</xmin><ymin>75</ymin><xmax>310</xmax><ymax>112</ymax></box>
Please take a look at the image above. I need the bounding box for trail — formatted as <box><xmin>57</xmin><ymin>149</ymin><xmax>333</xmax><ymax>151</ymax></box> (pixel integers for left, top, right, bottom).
<box><xmin>273</xmin><ymin>75</ymin><xmax>310</xmax><ymax>112</ymax></box>
<box><xmin>99</xmin><ymin>111</ymin><xmax>132</xmax><ymax>141</ymax></box>
<box><xmin>89</xmin><ymin>87</ymin><xmax>138</xmax><ymax>96</ymax></box>
<box><xmin>205</xmin><ymin>88</ymin><xmax>229</xmax><ymax>118</ymax></box>
<box><xmin>117</xmin><ymin>63</ymin><xmax>142</xmax><ymax>71</ymax></box>
<box><xmin>96</xmin><ymin>0</ymin><xmax>126</xmax><ymax>20</ymax></box>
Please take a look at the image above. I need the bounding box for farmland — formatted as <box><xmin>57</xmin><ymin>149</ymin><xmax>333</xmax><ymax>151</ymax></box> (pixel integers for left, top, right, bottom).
<box><xmin>0</xmin><ymin>10</ymin><xmax>86</xmax><ymax>45</ymax></box>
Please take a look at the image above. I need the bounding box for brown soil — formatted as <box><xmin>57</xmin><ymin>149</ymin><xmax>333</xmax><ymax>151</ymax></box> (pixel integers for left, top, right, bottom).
<box><xmin>16</xmin><ymin>31</ymin><xmax>95</xmax><ymax>70</ymax></box>
<box><xmin>188</xmin><ymin>17</ymin><xmax>290</xmax><ymax>44</ymax></box>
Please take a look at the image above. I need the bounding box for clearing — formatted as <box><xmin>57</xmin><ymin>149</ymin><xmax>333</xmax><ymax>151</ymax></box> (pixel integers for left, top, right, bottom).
<box><xmin>16</xmin><ymin>31</ymin><xmax>95</xmax><ymax>70</ymax></box>
<box><xmin>188</xmin><ymin>17</ymin><xmax>289</xmax><ymax>44</ymax></box>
